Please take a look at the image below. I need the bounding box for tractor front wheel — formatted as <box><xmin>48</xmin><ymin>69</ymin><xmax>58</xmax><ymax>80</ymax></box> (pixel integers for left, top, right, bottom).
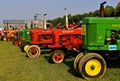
<box><xmin>78</xmin><ymin>53</ymin><xmax>106</xmax><ymax>80</ymax></box>
<box><xmin>13</xmin><ymin>38</ymin><xmax>19</xmax><ymax>45</ymax></box>
<box><xmin>50</xmin><ymin>50</ymin><xmax>65</xmax><ymax>63</ymax></box>
<box><xmin>26</xmin><ymin>45</ymin><xmax>41</xmax><ymax>58</ymax></box>
<box><xmin>6</xmin><ymin>37</ymin><xmax>11</xmax><ymax>42</ymax></box>
<box><xmin>20</xmin><ymin>42</ymin><xmax>29</xmax><ymax>52</ymax></box>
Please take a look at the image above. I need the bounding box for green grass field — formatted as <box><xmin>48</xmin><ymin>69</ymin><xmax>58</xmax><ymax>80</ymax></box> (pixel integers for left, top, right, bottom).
<box><xmin>0</xmin><ymin>41</ymin><xmax>120</xmax><ymax>81</ymax></box>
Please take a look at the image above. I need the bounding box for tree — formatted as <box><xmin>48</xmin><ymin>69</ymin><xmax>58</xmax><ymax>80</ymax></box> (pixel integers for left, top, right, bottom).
<box><xmin>48</xmin><ymin>2</ymin><xmax>120</xmax><ymax>27</ymax></box>
<box><xmin>89</xmin><ymin>11</ymin><xmax>94</xmax><ymax>17</ymax></box>
<box><xmin>104</xmin><ymin>5</ymin><xmax>115</xmax><ymax>17</ymax></box>
<box><xmin>93</xmin><ymin>10</ymin><xmax>100</xmax><ymax>17</ymax></box>
<box><xmin>116</xmin><ymin>2</ymin><xmax>120</xmax><ymax>16</ymax></box>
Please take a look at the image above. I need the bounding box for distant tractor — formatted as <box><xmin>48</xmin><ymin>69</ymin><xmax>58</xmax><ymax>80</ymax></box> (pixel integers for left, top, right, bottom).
<box><xmin>0</xmin><ymin>28</ymin><xmax>6</xmax><ymax>40</ymax></box>
<box><xmin>13</xmin><ymin>28</ymin><xmax>30</xmax><ymax>48</ymax></box>
<box><xmin>5</xmin><ymin>28</ymin><xmax>17</xmax><ymax>41</ymax></box>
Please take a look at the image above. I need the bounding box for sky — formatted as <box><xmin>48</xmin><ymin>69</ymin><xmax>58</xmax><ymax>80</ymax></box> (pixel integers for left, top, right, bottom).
<box><xmin>0</xmin><ymin>0</ymin><xmax>120</xmax><ymax>26</ymax></box>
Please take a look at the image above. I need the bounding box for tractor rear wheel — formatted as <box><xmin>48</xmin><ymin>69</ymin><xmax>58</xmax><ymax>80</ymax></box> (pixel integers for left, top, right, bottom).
<box><xmin>26</xmin><ymin>45</ymin><xmax>41</xmax><ymax>58</ymax></box>
<box><xmin>78</xmin><ymin>53</ymin><xmax>106</xmax><ymax>80</ymax></box>
<box><xmin>13</xmin><ymin>38</ymin><xmax>19</xmax><ymax>45</ymax></box>
<box><xmin>106</xmin><ymin>51</ymin><xmax>120</xmax><ymax>60</ymax></box>
<box><xmin>74</xmin><ymin>52</ymin><xmax>84</xmax><ymax>74</ymax></box>
<box><xmin>50</xmin><ymin>50</ymin><xmax>65</xmax><ymax>63</ymax></box>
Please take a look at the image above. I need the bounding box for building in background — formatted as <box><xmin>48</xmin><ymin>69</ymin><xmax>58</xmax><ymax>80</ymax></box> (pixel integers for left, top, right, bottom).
<box><xmin>3</xmin><ymin>14</ymin><xmax>51</xmax><ymax>30</ymax></box>
<box><xmin>3</xmin><ymin>19</ymin><xmax>44</xmax><ymax>30</ymax></box>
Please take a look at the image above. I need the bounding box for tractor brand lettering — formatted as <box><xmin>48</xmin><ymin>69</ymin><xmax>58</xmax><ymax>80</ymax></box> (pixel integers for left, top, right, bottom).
<box><xmin>43</xmin><ymin>31</ymin><xmax>51</xmax><ymax>33</ymax></box>
<box><xmin>62</xmin><ymin>31</ymin><xmax>73</xmax><ymax>33</ymax></box>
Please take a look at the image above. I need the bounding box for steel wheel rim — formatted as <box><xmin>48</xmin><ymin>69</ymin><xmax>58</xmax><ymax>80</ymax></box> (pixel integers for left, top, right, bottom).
<box><xmin>53</xmin><ymin>53</ymin><xmax>64</xmax><ymax>63</ymax></box>
<box><xmin>85</xmin><ymin>59</ymin><xmax>101</xmax><ymax>76</ymax></box>
<box><xmin>14</xmin><ymin>40</ymin><xmax>19</xmax><ymax>45</ymax></box>
<box><xmin>7</xmin><ymin>38</ymin><xmax>11</xmax><ymax>41</ymax></box>
<box><xmin>29</xmin><ymin>47</ymin><xmax>38</xmax><ymax>56</ymax></box>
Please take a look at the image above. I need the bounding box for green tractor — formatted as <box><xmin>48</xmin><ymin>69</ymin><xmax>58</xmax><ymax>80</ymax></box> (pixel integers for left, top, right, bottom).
<box><xmin>18</xmin><ymin>28</ymin><xmax>31</xmax><ymax>52</ymax></box>
<box><xmin>12</xmin><ymin>28</ymin><xmax>30</xmax><ymax>51</ymax></box>
<box><xmin>13</xmin><ymin>22</ymin><xmax>38</xmax><ymax>52</ymax></box>
<box><xmin>74</xmin><ymin>17</ymin><xmax>120</xmax><ymax>79</ymax></box>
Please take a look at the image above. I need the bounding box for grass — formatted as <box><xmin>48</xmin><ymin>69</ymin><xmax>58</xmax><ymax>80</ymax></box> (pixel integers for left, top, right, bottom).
<box><xmin>0</xmin><ymin>41</ymin><xmax>120</xmax><ymax>81</ymax></box>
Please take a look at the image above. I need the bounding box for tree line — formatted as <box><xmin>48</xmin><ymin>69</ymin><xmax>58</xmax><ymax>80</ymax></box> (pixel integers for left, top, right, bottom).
<box><xmin>48</xmin><ymin>2</ymin><xmax>120</xmax><ymax>27</ymax></box>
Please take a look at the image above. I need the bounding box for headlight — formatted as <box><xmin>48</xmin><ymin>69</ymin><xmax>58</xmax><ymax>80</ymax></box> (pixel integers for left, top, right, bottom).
<box><xmin>27</xmin><ymin>32</ymin><xmax>29</xmax><ymax>35</ymax></box>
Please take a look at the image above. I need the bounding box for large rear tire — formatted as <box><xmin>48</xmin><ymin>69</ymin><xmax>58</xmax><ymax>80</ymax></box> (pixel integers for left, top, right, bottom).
<box><xmin>78</xmin><ymin>53</ymin><xmax>106</xmax><ymax>80</ymax></box>
<box><xmin>26</xmin><ymin>45</ymin><xmax>41</xmax><ymax>58</ymax></box>
<box><xmin>106</xmin><ymin>51</ymin><xmax>120</xmax><ymax>60</ymax></box>
<box><xmin>74</xmin><ymin>52</ymin><xmax>84</xmax><ymax>74</ymax></box>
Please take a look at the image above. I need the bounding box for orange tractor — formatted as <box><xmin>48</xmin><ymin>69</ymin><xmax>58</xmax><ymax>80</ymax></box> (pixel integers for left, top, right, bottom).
<box><xmin>5</xmin><ymin>29</ymin><xmax>18</xmax><ymax>41</ymax></box>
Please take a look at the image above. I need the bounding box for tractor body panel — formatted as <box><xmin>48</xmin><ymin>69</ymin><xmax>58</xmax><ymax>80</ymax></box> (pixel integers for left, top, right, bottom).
<box><xmin>82</xmin><ymin>17</ymin><xmax>120</xmax><ymax>51</ymax></box>
<box><xmin>29</xmin><ymin>27</ymin><xmax>82</xmax><ymax>50</ymax></box>
<box><xmin>19</xmin><ymin>28</ymin><xmax>30</xmax><ymax>43</ymax></box>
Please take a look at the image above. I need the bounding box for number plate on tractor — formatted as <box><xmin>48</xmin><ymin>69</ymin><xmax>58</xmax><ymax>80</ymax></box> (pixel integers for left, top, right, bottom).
<box><xmin>108</xmin><ymin>45</ymin><xmax>116</xmax><ymax>50</ymax></box>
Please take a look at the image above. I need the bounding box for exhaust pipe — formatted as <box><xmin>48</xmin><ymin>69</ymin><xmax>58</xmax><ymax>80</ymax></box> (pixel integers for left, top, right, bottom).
<box><xmin>30</xmin><ymin>20</ymin><xmax>33</xmax><ymax>29</ymax></box>
<box><xmin>65</xmin><ymin>8</ymin><xmax>68</xmax><ymax>29</ymax></box>
<box><xmin>43</xmin><ymin>13</ymin><xmax>47</xmax><ymax>30</ymax></box>
<box><xmin>100</xmin><ymin>1</ymin><xmax>106</xmax><ymax>17</ymax></box>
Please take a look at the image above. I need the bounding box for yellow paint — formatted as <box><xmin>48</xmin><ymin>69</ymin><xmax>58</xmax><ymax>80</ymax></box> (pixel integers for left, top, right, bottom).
<box><xmin>82</xmin><ymin>24</ymin><xmax>86</xmax><ymax>35</ymax></box>
<box><xmin>85</xmin><ymin>59</ymin><xmax>101</xmax><ymax>76</ymax></box>
<box><xmin>24</xmin><ymin>45</ymin><xmax>29</xmax><ymax>52</ymax></box>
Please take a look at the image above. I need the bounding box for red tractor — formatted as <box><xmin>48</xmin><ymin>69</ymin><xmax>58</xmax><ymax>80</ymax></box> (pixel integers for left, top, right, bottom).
<box><xmin>26</xmin><ymin>11</ymin><xmax>82</xmax><ymax>63</ymax></box>
<box><xmin>26</xmin><ymin>25</ymin><xmax>82</xmax><ymax>63</ymax></box>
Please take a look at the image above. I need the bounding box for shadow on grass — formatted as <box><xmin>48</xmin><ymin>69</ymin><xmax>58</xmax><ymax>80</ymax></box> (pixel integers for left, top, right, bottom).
<box><xmin>63</xmin><ymin>57</ymin><xmax>84</xmax><ymax>79</ymax></box>
<box><xmin>105</xmin><ymin>58</ymin><xmax>120</xmax><ymax>68</ymax></box>
<box><xmin>44</xmin><ymin>55</ymin><xmax>53</xmax><ymax>63</ymax></box>
<box><xmin>43</xmin><ymin>51</ymin><xmax>84</xmax><ymax>79</ymax></box>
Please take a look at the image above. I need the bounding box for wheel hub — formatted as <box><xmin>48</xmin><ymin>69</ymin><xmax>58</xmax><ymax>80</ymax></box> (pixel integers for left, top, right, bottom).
<box><xmin>29</xmin><ymin>48</ymin><xmax>38</xmax><ymax>56</ymax></box>
<box><xmin>85</xmin><ymin>59</ymin><xmax>101</xmax><ymax>76</ymax></box>
<box><xmin>54</xmin><ymin>54</ymin><xmax>63</xmax><ymax>62</ymax></box>
<box><xmin>14</xmin><ymin>40</ymin><xmax>19</xmax><ymax>45</ymax></box>
<box><xmin>90</xmin><ymin>65</ymin><xmax>95</xmax><ymax>70</ymax></box>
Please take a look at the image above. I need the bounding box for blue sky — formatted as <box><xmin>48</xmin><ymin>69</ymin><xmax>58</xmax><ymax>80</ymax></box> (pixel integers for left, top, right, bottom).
<box><xmin>0</xmin><ymin>0</ymin><xmax>120</xmax><ymax>26</ymax></box>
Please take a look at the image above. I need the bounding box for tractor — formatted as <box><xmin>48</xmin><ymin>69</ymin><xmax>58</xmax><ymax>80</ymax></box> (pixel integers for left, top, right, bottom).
<box><xmin>25</xmin><ymin>11</ymin><xmax>82</xmax><ymax>63</ymax></box>
<box><xmin>0</xmin><ymin>28</ymin><xmax>6</xmax><ymax>40</ymax></box>
<box><xmin>12</xmin><ymin>28</ymin><xmax>31</xmax><ymax>52</ymax></box>
<box><xmin>26</xmin><ymin>25</ymin><xmax>82</xmax><ymax>63</ymax></box>
<box><xmin>13</xmin><ymin>23</ymin><xmax>36</xmax><ymax>52</ymax></box>
<box><xmin>12</xmin><ymin>27</ymin><xmax>30</xmax><ymax>45</ymax></box>
<box><xmin>0</xmin><ymin>25</ymin><xmax>18</xmax><ymax>42</ymax></box>
<box><xmin>73</xmin><ymin>1</ymin><xmax>118</xmax><ymax>80</ymax></box>
<box><xmin>74</xmin><ymin>17</ymin><xmax>120</xmax><ymax>79</ymax></box>
<box><xmin>5</xmin><ymin>28</ymin><xmax>17</xmax><ymax>42</ymax></box>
